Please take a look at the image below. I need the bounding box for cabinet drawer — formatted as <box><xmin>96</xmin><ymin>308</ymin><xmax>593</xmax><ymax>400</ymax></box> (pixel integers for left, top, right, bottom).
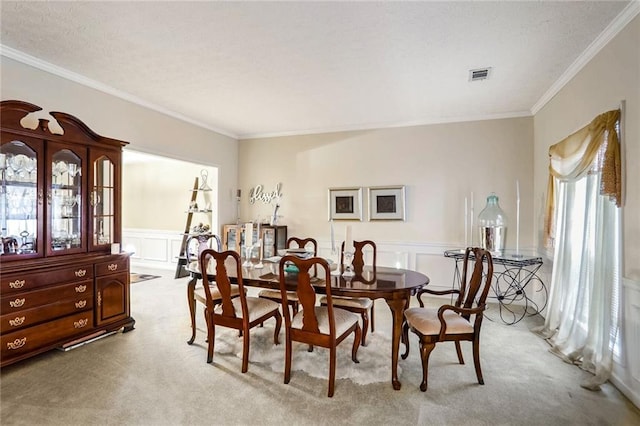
<box><xmin>95</xmin><ymin>257</ymin><xmax>129</xmax><ymax>277</ymax></box>
<box><xmin>1</xmin><ymin>296</ymin><xmax>93</xmax><ymax>334</ymax></box>
<box><xmin>1</xmin><ymin>264</ymin><xmax>94</xmax><ymax>295</ymax></box>
<box><xmin>1</xmin><ymin>280</ymin><xmax>93</xmax><ymax>313</ymax></box>
<box><xmin>1</xmin><ymin>311</ymin><xmax>93</xmax><ymax>361</ymax></box>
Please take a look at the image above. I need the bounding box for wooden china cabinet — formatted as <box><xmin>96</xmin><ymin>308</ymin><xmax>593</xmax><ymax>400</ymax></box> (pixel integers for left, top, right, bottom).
<box><xmin>0</xmin><ymin>100</ymin><xmax>135</xmax><ymax>367</ymax></box>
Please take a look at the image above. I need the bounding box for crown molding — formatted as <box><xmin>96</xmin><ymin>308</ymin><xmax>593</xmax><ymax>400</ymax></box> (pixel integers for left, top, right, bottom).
<box><xmin>237</xmin><ymin>110</ymin><xmax>533</xmax><ymax>140</ymax></box>
<box><xmin>531</xmin><ymin>1</ymin><xmax>640</xmax><ymax>115</ymax></box>
<box><xmin>0</xmin><ymin>45</ymin><xmax>239</xmax><ymax>140</ymax></box>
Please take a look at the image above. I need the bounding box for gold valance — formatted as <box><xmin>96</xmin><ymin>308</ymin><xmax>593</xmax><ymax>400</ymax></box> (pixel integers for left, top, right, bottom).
<box><xmin>544</xmin><ymin>109</ymin><xmax>621</xmax><ymax>248</ymax></box>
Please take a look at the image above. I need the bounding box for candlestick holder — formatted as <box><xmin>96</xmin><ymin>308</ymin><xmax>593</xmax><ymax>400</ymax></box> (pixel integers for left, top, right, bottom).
<box><xmin>242</xmin><ymin>245</ymin><xmax>254</xmax><ymax>268</ymax></box>
<box><xmin>342</xmin><ymin>250</ymin><xmax>355</xmax><ymax>277</ymax></box>
<box><xmin>253</xmin><ymin>240</ymin><xmax>264</xmax><ymax>269</ymax></box>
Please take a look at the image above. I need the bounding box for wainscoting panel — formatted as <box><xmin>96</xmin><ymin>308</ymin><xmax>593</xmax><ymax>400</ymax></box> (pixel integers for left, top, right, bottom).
<box><xmin>125</xmin><ymin>236</ymin><xmax>143</xmax><ymax>260</ymax></box>
<box><xmin>123</xmin><ymin>229</ymin><xmax>181</xmax><ymax>270</ymax></box>
<box><xmin>144</xmin><ymin>238</ymin><xmax>169</xmax><ymax>261</ymax></box>
<box><xmin>416</xmin><ymin>252</ymin><xmax>456</xmax><ymax>292</ymax></box>
<box><xmin>123</xmin><ymin>230</ymin><xmax>548</xmax><ymax>303</ymax></box>
<box><xmin>624</xmin><ymin>278</ymin><xmax>640</xmax><ymax>381</ymax></box>
<box><xmin>611</xmin><ymin>277</ymin><xmax>640</xmax><ymax>409</ymax></box>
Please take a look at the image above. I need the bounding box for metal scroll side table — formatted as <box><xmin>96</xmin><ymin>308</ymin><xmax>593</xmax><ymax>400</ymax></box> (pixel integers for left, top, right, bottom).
<box><xmin>443</xmin><ymin>249</ymin><xmax>548</xmax><ymax>325</ymax></box>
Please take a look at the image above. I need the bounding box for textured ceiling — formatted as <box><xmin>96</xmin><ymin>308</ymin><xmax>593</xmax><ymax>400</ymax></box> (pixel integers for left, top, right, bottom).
<box><xmin>0</xmin><ymin>1</ymin><xmax>633</xmax><ymax>139</ymax></box>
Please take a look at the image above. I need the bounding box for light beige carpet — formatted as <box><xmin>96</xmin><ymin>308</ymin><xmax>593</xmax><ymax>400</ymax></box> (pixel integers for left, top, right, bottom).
<box><xmin>214</xmin><ymin>324</ymin><xmax>394</xmax><ymax>385</ymax></box>
<box><xmin>2</xmin><ymin>267</ymin><xmax>639</xmax><ymax>426</ymax></box>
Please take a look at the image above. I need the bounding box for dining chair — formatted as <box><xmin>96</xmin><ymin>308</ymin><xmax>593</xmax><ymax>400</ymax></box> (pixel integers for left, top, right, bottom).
<box><xmin>401</xmin><ymin>247</ymin><xmax>494</xmax><ymax>391</ymax></box>
<box><xmin>320</xmin><ymin>240</ymin><xmax>376</xmax><ymax>346</ymax></box>
<box><xmin>258</xmin><ymin>237</ymin><xmax>318</xmax><ymax>315</ymax></box>
<box><xmin>278</xmin><ymin>255</ymin><xmax>361</xmax><ymax>397</ymax></box>
<box><xmin>186</xmin><ymin>234</ymin><xmax>242</xmax><ymax>345</ymax></box>
<box><xmin>199</xmin><ymin>248</ymin><xmax>282</xmax><ymax>372</ymax></box>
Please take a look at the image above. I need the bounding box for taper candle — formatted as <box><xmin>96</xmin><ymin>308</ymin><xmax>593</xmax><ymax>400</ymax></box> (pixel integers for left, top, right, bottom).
<box><xmin>330</xmin><ymin>219</ymin><xmax>336</xmax><ymax>253</ymax></box>
<box><xmin>245</xmin><ymin>222</ymin><xmax>253</xmax><ymax>247</ymax></box>
<box><xmin>345</xmin><ymin>225</ymin><xmax>353</xmax><ymax>252</ymax></box>
<box><xmin>470</xmin><ymin>192</ymin><xmax>474</xmax><ymax>245</ymax></box>
<box><xmin>464</xmin><ymin>197</ymin><xmax>468</xmax><ymax>246</ymax></box>
<box><xmin>516</xmin><ymin>180</ymin><xmax>520</xmax><ymax>253</ymax></box>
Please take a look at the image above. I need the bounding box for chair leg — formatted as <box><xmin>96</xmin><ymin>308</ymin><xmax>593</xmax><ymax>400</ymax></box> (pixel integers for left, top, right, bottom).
<box><xmin>419</xmin><ymin>342</ymin><xmax>436</xmax><ymax>392</ymax></box>
<box><xmin>273</xmin><ymin>311</ymin><xmax>282</xmax><ymax>345</ymax></box>
<box><xmin>401</xmin><ymin>321</ymin><xmax>410</xmax><ymax>360</ymax></box>
<box><xmin>203</xmin><ymin>310</ymin><xmax>209</xmax><ymax>343</ymax></box>
<box><xmin>205</xmin><ymin>309</ymin><xmax>215</xmax><ymax>364</ymax></box>
<box><xmin>352</xmin><ymin>324</ymin><xmax>361</xmax><ymax>363</ymax></box>
<box><xmin>241</xmin><ymin>325</ymin><xmax>250</xmax><ymax>373</ymax></box>
<box><xmin>370</xmin><ymin>301</ymin><xmax>375</xmax><ymax>333</ymax></box>
<box><xmin>284</xmin><ymin>334</ymin><xmax>292</xmax><ymax>384</ymax></box>
<box><xmin>328</xmin><ymin>346</ymin><xmax>336</xmax><ymax>397</ymax></box>
<box><xmin>473</xmin><ymin>335</ymin><xmax>484</xmax><ymax>385</ymax></box>
<box><xmin>455</xmin><ymin>341</ymin><xmax>465</xmax><ymax>364</ymax></box>
<box><xmin>361</xmin><ymin>311</ymin><xmax>369</xmax><ymax>347</ymax></box>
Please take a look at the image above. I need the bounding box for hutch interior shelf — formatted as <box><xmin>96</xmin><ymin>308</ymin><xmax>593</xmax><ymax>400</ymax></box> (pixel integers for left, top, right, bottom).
<box><xmin>0</xmin><ymin>100</ymin><xmax>135</xmax><ymax>367</ymax></box>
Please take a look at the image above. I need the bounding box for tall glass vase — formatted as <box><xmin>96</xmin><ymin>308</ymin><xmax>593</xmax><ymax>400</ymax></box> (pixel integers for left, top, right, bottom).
<box><xmin>478</xmin><ymin>193</ymin><xmax>507</xmax><ymax>253</ymax></box>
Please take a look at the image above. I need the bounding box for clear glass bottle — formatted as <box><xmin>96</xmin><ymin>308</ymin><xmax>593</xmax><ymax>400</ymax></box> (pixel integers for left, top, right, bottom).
<box><xmin>478</xmin><ymin>193</ymin><xmax>507</xmax><ymax>253</ymax></box>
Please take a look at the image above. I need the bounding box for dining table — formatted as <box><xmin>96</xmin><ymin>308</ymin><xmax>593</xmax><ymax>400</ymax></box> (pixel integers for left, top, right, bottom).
<box><xmin>185</xmin><ymin>259</ymin><xmax>429</xmax><ymax>390</ymax></box>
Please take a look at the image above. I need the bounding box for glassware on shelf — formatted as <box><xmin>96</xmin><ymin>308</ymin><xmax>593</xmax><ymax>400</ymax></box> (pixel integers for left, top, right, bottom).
<box><xmin>52</xmin><ymin>160</ymin><xmax>68</xmax><ymax>184</ymax></box>
<box><xmin>1</xmin><ymin>141</ymin><xmax>40</xmax><ymax>257</ymax></box>
<box><xmin>67</xmin><ymin>163</ymin><xmax>81</xmax><ymax>177</ymax></box>
<box><xmin>24</xmin><ymin>157</ymin><xmax>37</xmax><ymax>183</ymax></box>
<box><xmin>478</xmin><ymin>193</ymin><xmax>508</xmax><ymax>253</ymax></box>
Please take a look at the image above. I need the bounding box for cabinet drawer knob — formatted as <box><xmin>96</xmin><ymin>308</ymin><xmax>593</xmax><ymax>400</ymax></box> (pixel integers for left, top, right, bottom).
<box><xmin>7</xmin><ymin>337</ymin><xmax>27</xmax><ymax>350</ymax></box>
<box><xmin>9</xmin><ymin>316</ymin><xmax>26</xmax><ymax>327</ymax></box>
<box><xmin>75</xmin><ymin>300</ymin><xmax>87</xmax><ymax>309</ymax></box>
<box><xmin>107</xmin><ymin>263</ymin><xmax>118</xmax><ymax>271</ymax></box>
<box><xmin>75</xmin><ymin>269</ymin><xmax>87</xmax><ymax>278</ymax></box>
<box><xmin>75</xmin><ymin>285</ymin><xmax>87</xmax><ymax>293</ymax></box>
<box><xmin>9</xmin><ymin>279</ymin><xmax>25</xmax><ymax>289</ymax></box>
<box><xmin>9</xmin><ymin>298</ymin><xmax>26</xmax><ymax>308</ymax></box>
<box><xmin>74</xmin><ymin>318</ymin><xmax>89</xmax><ymax>329</ymax></box>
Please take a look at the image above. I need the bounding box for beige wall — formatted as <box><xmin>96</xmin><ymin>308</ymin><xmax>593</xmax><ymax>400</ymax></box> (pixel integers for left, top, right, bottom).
<box><xmin>122</xmin><ymin>155</ymin><xmax>218</xmax><ymax>232</ymax></box>
<box><xmin>1</xmin><ymin>57</ymin><xmax>240</xmax><ymax>228</ymax></box>
<box><xmin>239</xmin><ymin>117</ymin><xmax>534</xmax><ymax>248</ymax></box>
<box><xmin>533</xmin><ymin>15</ymin><xmax>639</xmax><ymax>280</ymax></box>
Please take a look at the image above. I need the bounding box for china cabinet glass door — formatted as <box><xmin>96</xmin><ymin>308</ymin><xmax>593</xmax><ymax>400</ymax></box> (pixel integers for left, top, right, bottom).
<box><xmin>0</xmin><ymin>137</ymin><xmax>43</xmax><ymax>258</ymax></box>
<box><xmin>47</xmin><ymin>142</ymin><xmax>86</xmax><ymax>255</ymax></box>
<box><xmin>90</xmin><ymin>151</ymin><xmax>118</xmax><ymax>251</ymax></box>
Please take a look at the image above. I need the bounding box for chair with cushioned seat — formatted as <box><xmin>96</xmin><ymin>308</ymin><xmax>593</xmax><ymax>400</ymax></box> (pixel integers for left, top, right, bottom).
<box><xmin>320</xmin><ymin>240</ymin><xmax>376</xmax><ymax>346</ymax></box>
<box><xmin>186</xmin><ymin>234</ymin><xmax>242</xmax><ymax>345</ymax></box>
<box><xmin>199</xmin><ymin>248</ymin><xmax>282</xmax><ymax>372</ymax></box>
<box><xmin>401</xmin><ymin>247</ymin><xmax>494</xmax><ymax>391</ymax></box>
<box><xmin>278</xmin><ymin>255</ymin><xmax>361</xmax><ymax>397</ymax></box>
<box><xmin>258</xmin><ymin>237</ymin><xmax>317</xmax><ymax>315</ymax></box>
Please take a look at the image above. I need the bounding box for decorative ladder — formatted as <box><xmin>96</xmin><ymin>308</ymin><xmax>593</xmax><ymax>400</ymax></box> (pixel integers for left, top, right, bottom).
<box><xmin>174</xmin><ymin>177</ymin><xmax>199</xmax><ymax>278</ymax></box>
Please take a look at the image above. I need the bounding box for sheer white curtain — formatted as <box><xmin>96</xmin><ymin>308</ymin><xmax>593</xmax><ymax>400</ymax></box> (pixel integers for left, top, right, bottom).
<box><xmin>540</xmin><ymin>173</ymin><xmax>621</xmax><ymax>389</ymax></box>
<box><xmin>538</xmin><ymin>109</ymin><xmax>622</xmax><ymax>390</ymax></box>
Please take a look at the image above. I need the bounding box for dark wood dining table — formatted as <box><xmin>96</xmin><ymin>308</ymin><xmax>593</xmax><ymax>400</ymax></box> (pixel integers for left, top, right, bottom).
<box><xmin>185</xmin><ymin>260</ymin><xmax>429</xmax><ymax>390</ymax></box>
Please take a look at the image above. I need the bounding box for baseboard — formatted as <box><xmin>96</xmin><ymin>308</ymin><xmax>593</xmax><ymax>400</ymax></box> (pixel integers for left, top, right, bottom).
<box><xmin>610</xmin><ymin>370</ymin><xmax>640</xmax><ymax>409</ymax></box>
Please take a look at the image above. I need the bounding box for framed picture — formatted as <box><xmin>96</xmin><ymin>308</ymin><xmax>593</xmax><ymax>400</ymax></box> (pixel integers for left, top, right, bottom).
<box><xmin>368</xmin><ymin>186</ymin><xmax>406</xmax><ymax>221</ymax></box>
<box><xmin>328</xmin><ymin>187</ymin><xmax>363</xmax><ymax>220</ymax></box>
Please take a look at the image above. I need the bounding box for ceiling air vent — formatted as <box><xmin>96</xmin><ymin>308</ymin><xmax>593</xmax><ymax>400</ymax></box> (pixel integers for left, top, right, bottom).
<box><xmin>469</xmin><ymin>67</ymin><xmax>492</xmax><ymax>81</ymax></box>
